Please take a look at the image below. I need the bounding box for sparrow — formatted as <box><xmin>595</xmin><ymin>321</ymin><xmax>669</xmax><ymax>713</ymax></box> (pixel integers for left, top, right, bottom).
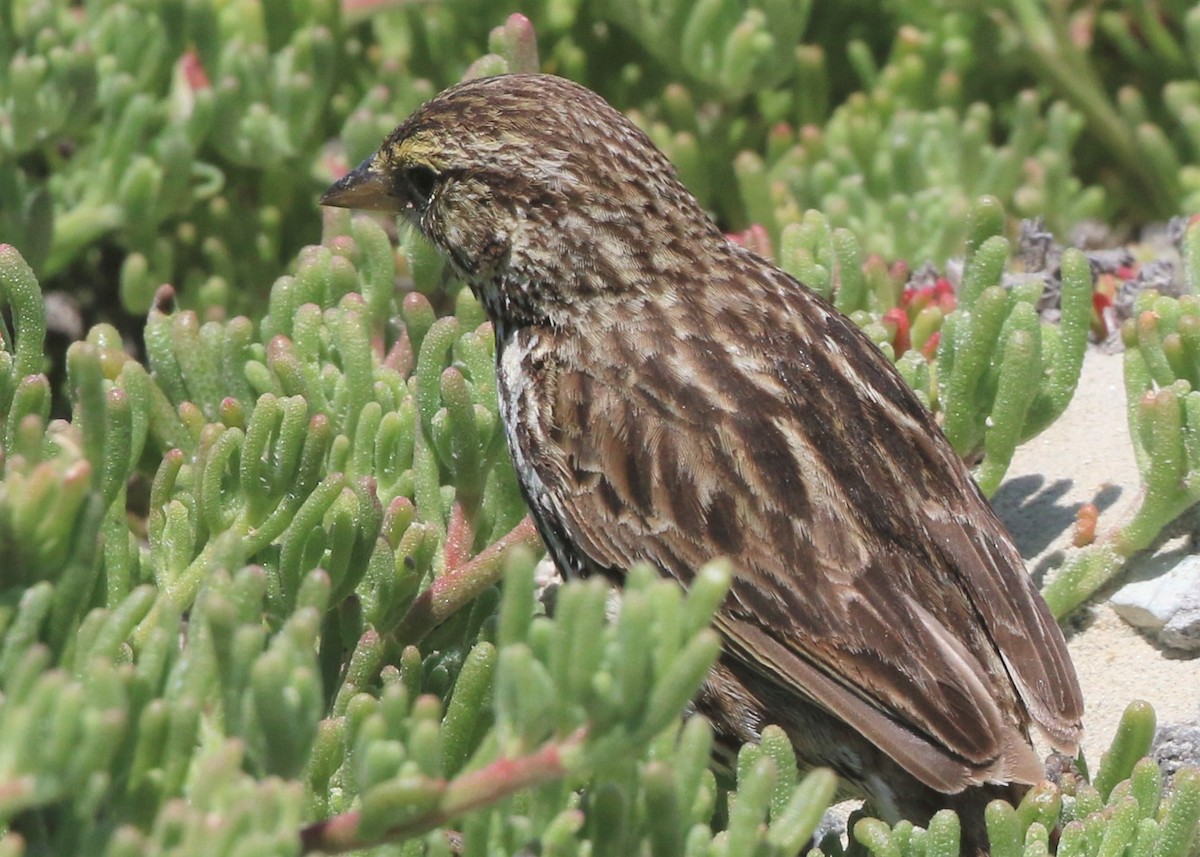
<box><xmin>321</xmin><ymin>73</ymin><xmax>1084</xmax><ymax>851</ymax></box>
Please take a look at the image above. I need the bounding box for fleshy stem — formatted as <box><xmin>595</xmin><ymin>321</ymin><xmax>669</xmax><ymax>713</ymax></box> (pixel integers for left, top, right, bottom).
<box><xmin>390</xmin><ymin>516</ymin><xmax>542</xmax><ymax>647</ymax></box>
<box><xmin>298</xmin><ymin>728</ymin><xmax>586</xmax><ymax>854</ymax></box>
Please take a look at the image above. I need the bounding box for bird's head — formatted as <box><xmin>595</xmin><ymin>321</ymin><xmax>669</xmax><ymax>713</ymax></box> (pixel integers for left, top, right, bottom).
<box><xmin>321</xmin><ymin>74</ymin><xmax>720</xmax><ymax>328</ymax></box>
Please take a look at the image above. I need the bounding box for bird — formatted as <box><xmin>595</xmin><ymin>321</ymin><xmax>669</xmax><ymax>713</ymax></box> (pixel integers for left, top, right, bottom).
<box><xmin>321</xmin><ymin>72</ymin><xmax>1084</xmax><ymax>851</ymax></box>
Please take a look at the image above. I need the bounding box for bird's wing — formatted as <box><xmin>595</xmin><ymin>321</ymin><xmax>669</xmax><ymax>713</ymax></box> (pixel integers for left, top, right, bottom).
<box><xmin>531</xmin><ymin>271</ymin><xmax>1082</xmax><ymax>792</ymax></box>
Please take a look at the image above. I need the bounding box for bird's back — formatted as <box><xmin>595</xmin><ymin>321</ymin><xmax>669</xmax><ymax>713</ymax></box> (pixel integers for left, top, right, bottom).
<box><xmin>497</xmin><ymin>238</ymin><xmax>1082</xmax><ymax>800</ymax></box>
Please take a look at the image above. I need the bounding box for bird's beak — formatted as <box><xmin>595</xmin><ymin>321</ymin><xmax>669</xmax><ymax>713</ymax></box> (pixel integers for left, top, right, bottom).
<box><xmin>320</xmin><ymin>155</ymin><xmax>401</xmax><ymax>212</ymax></box>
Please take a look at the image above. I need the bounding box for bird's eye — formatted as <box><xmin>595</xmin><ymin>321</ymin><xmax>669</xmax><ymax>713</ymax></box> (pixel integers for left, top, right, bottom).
<box><xmin>402</xmin><ymin>165</ymin><xmax>438</xmax><ymax>206</ymax></box>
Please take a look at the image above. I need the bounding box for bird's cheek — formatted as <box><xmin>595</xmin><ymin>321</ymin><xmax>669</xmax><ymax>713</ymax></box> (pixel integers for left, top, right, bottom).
<box><xmin>431</xmin><ymin>211</ymin><xmax>511</xmax><ymax>279</ymax></box>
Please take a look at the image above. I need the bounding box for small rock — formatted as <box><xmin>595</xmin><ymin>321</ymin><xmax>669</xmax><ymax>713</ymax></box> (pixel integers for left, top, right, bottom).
<box><xmin>818</xmin><ymin>801</ymin><xmax>858</xmax><ymax>851</ymax></box>
<box><xmin>534</xmin><ymin>554</ymin><xmax>562</xmax><ymax>611</ymax></box>
<box><xmin>1110</xmin><ymin>555</ymin><xmax>1200</xmax><ymax>653</ymax></box>
<box><xmin>1153</xmin><ymin>723</ymin><xmax>1200</xmax><ymax>784</ymax></box>
<box><xmin>1018</xmin><ymin>217</ymin><xmax>1056</xmax><ymax>272</ymax></box>
<box><xmin>1162</xmin><ymin>604</ymin><xmax>1200</xmax><ymax>652</ymax></box>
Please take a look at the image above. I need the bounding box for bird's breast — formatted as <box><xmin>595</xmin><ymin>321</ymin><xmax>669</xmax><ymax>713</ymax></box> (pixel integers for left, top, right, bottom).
<box><xmin>496</xmin><ymin>329</ymin><xmax>549</xmax><ymax>493</ymax></box>
<box><xmin>495</xmin><ymin>328</ymin><xmax>588</xmax><ymax>577</ymax></box>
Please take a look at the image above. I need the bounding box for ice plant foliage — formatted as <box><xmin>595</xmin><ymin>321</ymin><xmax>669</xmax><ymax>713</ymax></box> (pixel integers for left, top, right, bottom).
<box><xmin>1</xmin><ymin>4</ymin><xmax>1199</xmax><ymax>857</ymax></box>
<box><xmin>1</xmin><ymin>216</ymin><xmax>1196</xmax><ymax>854</ymax></box>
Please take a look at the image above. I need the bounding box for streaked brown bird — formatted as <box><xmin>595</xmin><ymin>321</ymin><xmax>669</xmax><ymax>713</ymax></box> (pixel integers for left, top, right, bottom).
<box><xmin>322</xmin><ymin>73</ymin><xmax>1083</xmax><ymax>851</ymax></box>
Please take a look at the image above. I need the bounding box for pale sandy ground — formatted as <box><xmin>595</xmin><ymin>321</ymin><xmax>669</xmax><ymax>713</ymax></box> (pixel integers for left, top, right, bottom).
<box><xmin>994</xmin><ymin>349</ymin><xmax>1200</xmax><ymax>763</ymax></box>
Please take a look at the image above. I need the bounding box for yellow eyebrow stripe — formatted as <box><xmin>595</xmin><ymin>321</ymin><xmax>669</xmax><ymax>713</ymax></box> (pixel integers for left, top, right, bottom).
<box><xmin>390</xmin><ymin>136</ymin><xmax>442</xmax><ymax>168</ymax></box>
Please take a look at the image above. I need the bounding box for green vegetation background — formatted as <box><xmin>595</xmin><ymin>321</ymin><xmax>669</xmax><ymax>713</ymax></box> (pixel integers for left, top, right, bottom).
<box><xmin>2</xmin><ymin>1</ymin><xmax>1200</xmax><ymax>855</ymax></box>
